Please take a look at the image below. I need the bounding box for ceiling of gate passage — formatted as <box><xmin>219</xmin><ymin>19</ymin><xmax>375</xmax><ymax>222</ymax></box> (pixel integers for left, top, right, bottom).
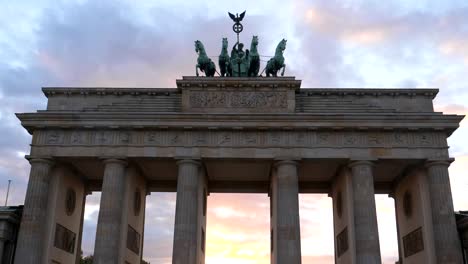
<box><xmin>64</xmin><ymin>158</ymin><xmax>420</xmax><ymax>193</ymax></box>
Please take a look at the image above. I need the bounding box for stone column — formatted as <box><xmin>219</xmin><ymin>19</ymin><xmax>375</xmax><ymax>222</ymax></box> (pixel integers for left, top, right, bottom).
<box><xmin>0</xmin><ymin>239</ymin><xmax>4</xmax><ymax>263</ymax></box>
<box><xmin>348</xmin><ymin>160</ymin><xmax>381</xmax><ymax>264</ymax></box>
<box><xmin>172</xmin><ymin>159</ymin><xmax>207</xmax><ymax>264</ymax></box>
<box><xmin>270</xmin><ymin>160</ymin><xmax>301</xmax><ymax>264</ymax></box>
<box><xmin>425</xmin><ymin>160</ymin><xmax>463</xmax><ymax>263</ymax></box>
<box><xmin>390</xmin><ymin>194</ymin><xmax>403</xmax><ymax>264</ymax></box>
<box><xmin>76</xmin><ymin>190</ymin><xmax>89</xmax><ymax>264</ymax></box>
<box><xmin>94</xmin><ymin>158</ymin><xmax>128</xmax><ymax>264</ymax></box>
<box><xmin>15</xmin><ymin>158</ymin><xmax>54</xmax><ymax>263</ymax></box>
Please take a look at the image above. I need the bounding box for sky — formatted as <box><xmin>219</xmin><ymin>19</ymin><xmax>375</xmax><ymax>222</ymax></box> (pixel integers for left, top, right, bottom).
<box><xmin>1</xmin><ymin>0</ymin><xmax>468</xmax><ymax>263</ymax></box>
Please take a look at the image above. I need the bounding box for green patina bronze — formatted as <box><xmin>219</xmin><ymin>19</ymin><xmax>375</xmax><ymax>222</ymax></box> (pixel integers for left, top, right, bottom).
<box><xmin>219</xmin><ymin>38</ymin><xmax>232</xmax><ymax>77</ymax></box>
<box><xmin>195</xmin><ymin>40</ymin><xmax>216</xmax><ymax>77</ymax></box>
<box><xmin>247</xmin><ymin>35</ymin><xmax>260</xmax><ymax>77</ymax></box>
<box><xmin>194</xmin><ymin>11</ymin><xmax>287</xmax><ymax>77</ymax></box>
<box><xmin>265</xmin><ymin>39</ymin><xmax>287</xmax><ymax>77</ymax></box>
<box><xmin>230</xmin><ymin>42</ymin><xmax>249</xmax><ymax>77</ymax></box>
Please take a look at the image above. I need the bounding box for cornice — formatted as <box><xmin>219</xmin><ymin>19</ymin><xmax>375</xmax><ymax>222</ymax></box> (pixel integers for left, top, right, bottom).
<box><xmin>41</xmin><ymin>86</ymin><xmax>439</xmax><ymax>99</ymax></box>
<box><xmin>16</xmin><ymin>112</ymin><xmax>463</xmax><ymax>135</ymax></box>
<box><xmin>297</xmin><ymin>88</ymin><xmax>439</xmax><ymax>99</ymax></box>
<box><xmin>42</xmin><ymin>87</ymin><xmax>178</xmax><ymax>97</ymax></box>
<box><xmin>176</xmin><ymin>76</ymin><xmax>302</xmax><ymax>89</ymax></box>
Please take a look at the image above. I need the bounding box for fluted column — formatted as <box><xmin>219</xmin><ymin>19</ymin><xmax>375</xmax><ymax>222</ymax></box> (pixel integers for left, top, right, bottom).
<box><xmin>0</xmin><ymin>238</ymin><xmax>4</xmax><ymax>263</ymax></box>
<box><xmin>390</xmin><ymin>194</ymin><xmax>402</xmax><ymax>264</ymax></box>
<box><xmin>425</xmin><ymin>160</ymin><xmax>463</xmax><ymax>263</ymax></box>
<box><xmin>15</xmin><ymin>158</ymin><xmax>54</xmax><ymax>264</ymax></box>
<box><xmin>271</xmin><ymin>160</ymin><xmax>301</xmax><ymax>264</ymax></box>
<box><xmin>76</xmin><ymin>190</ymin><xmax>90</xmax><ymax>264</ymax></box>
<box><xmin>172</xmin><ymin>159</ymin><xmax>205</xmax><ymax>264</ymax></box>
<box><xmin>94</xmin><ymin>158</ymin><xmax>127</xmax><ymax>264</ymax></box>
<box><xmin>348</xmin><ymin>160</ymin><xmax>381</xmax><ymax>264</ymax></box>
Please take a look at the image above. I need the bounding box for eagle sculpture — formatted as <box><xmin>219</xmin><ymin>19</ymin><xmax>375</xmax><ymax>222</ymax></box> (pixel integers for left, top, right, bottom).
<box><xmin>228</xmin><ymin>11</ymin><xmax>246</xmax><ymax>23</ymax></box>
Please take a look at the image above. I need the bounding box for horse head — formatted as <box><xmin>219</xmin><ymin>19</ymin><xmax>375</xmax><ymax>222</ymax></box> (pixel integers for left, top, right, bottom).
<box><xmin>222</xmin><ymin>38</ymin><xmax>228</xmax><ymax>49</ymax></box>
<box><xmin>195</xmin><ymin>40</ymin><xmax>204</xmax><ymax>53</ymax></box>
<box><xmin>252</xmin><ymin>35</ymin><xmax>259</xmax><ymax>46</ymax></box>
<box><xmin>279</xmin><ymin>39</ymin><xmax>287</xmax><ymax>51</ymax></box>
<box><xmin>195</xmin><ymin>40</ymin><xmax>200</xmax><ymax>53</ymax></box>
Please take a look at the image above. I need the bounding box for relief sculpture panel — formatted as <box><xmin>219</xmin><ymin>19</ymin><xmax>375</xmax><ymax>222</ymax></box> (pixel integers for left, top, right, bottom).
<box><xmin>189</xmin><ymin>91</ymin><xmax>288</xmax><ymax>109</ymax></box>
<box><xmin>35</xmin><ymin>129</ymin><xmax>448</xmax><ymax>153</ymax></box>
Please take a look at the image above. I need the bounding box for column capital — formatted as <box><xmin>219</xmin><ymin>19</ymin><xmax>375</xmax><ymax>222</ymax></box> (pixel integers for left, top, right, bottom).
<box><xmin>26</xmin><ymin>156</ymin><xmax>54</xmax><ymax>166</ymax></box>
<box><xmin>273</xmin><ymin>159</ymin><xmax>299</xmax><ymax>168</ymax></box>
<box><xmin>101</xmin><ymin>158</ymin><xmax>128</xmax><ymax>166</ymax></box>
<box><xmin>176</xmin><ymin>159</ymin><xmax>201</xmax><ymax>167</ymax></box>
<box><xmin>348</xmin><ymin>160</ymin><xmax>375</xmax><ymax>168</ymax></box>
<box><xmin>425</xmin><ymin>158</ymin><xmax>454</xmax><ymax>168</ymax></box>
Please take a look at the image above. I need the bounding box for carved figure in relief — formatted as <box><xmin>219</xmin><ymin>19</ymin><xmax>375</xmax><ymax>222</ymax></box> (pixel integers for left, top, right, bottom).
<box><xmin>344</xmin><ymin>134</ymin><xmax>357</xmax><ymax>145</ymax></box>
<box><xmin>71</xmin><ymin>132</ymin><xmax>84</xmax><ymax>144</ymax></box>
<box><xmin>394</xmin><ymin>133</ymin><xmax>405</xmax><ymax>144</ymax></box>
<box><xmin>171</xmin><ymin>134</ymin><xmax>180</xmax><ymax>144</ymax></box>
<box><xmin>146</xmin><ymin>132</ymin><xmax>159</xmax><ymax>143</ymax></box>
<box><xmin>219</xmin><ymin>133</ymin><xmax>231</xmax><ymax>144</ymax></box>
<box><xmin>271</xmin><ymin>133</ymin><xmax>281</xmax><ymax>144</ymax></box>
<box><xmin>244</xmin><ymin>133</ymin><xmax>257</xmax><ymax>144</ymax></box>
<box><xmin>368</xmin><ymin>134</ymin><xmax>383</xmax><ymax>145</ymax></box>
<box><xmin>419</xmin><ymin>134</ymin><xmax>431</xmax><ymax>145</ymax></box>
<box><xmin>47</xmin><ymin>132</ymin><xmax>59</xmax><ymax>144</ymax></box>
<box><xmin>120</xmin><ymin>132</ymin><xmax>130</xmax><ymax>143</ymax></box>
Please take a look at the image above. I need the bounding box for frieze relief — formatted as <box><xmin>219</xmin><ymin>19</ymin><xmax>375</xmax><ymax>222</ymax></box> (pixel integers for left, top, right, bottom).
<box><xmin>189</xmin><ymin>91</ymin><xmax>288</xmax><ymax>108</ymax></box>
<box><xmin>36</xmin><ymin>129</ymin><xmax>449</xmax><ymax>151</ymax></box>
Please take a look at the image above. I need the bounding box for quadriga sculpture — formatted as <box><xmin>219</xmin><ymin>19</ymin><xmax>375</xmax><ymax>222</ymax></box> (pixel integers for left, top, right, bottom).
<box><xmin>195</xmin><ymin>40</ymin><xmax>216</xmax><ymax>77</ymax></box>
<box><xmin>219</xmin><ymin>38</ymin><xmax>232</xmax><ymax>77</ymax></box>
<box><xmin>247</xmin><ymin>35</ymin><xmax>260</xmax><ymax>77</ymax></box>
<box><xmin>265</xmin><ymin>39</ymin><xmax>287</xmax><ymax>77</ymax></box>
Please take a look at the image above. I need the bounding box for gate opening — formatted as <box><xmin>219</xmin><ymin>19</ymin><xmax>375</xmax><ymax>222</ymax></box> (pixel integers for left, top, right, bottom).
<box><xmin>206</xmin><ymin>193</ymin><xmax>270</xmax><ymax>264</ymax></box>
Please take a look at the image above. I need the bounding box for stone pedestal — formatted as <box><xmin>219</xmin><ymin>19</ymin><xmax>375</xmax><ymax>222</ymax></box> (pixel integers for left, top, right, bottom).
<box><xmin>172</xmin><ymin>159</ymin><xmax>207</xmax><ymax>264</ymax></box>
<box><xmin>15</xmin><ymin>158</ymin><xmax>54</xmax><ymax>263</ymax></box>
<box><xmin>94</xmin><ymin>159</ymin><xmax>147</xmax><ymax>264</ymax></box>
<box><xmin>425</xmin><ymin>161</ymin><xmax>463</xmax><ymax>263</ymax></box>
<box><xmin>331</xmin><ymin>161</ymin><xmax>381</xmax><ymax>264</ymax></box>
<box><xmin>270</xmin><ymin>160</ymin><xmax>301</xmax><ymax>264</ymax></box>
<box><xmin>178</xmin><ymin>77</ymin><xmax>300</xmax><ymax>113</ymax></box>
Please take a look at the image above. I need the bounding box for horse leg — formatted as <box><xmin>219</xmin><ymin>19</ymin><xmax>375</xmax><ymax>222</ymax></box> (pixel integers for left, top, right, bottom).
<box><xmin>208</xmin><ymin>62</ymin><xmax>216</xmax><ymax>77</ymax></box>
<box><xmin>227</xmin><ymin>63</ymin><xmax>232</xmax><ymax>77</ymax></box>
<box><xmin>220</xmin><ymin>60</ymin><xmax>225</xmax><ymax>77</ymax></box>
<box><xmin>281</xmin><ymin>64</ymin><xmax>286</xmax><ymax>77</ymax></box>
<box><xmin>255</xmin><ymin>61</ymin><xmax>260</xmax><ymax>77</ymax></box>
<box><xmin>196</xmin><ymin>64</ymin><xmax>200</xmax><ymax>77</ymax></box>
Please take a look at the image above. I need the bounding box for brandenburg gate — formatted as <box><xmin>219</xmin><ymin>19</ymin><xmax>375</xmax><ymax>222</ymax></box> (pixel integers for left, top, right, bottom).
<box><xmin>13</xmin><ymin>76</ymin><xmax>464</xmax><ymax>264</ymax></box>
